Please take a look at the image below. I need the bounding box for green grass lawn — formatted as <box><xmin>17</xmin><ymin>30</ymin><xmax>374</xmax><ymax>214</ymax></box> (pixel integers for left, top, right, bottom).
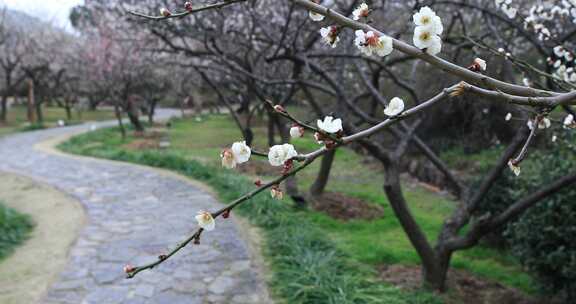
<box><xmin>0</xmin><ymin>202</ymin><xmax>34</xmax><ymax>262</ymax></box>
<box><xmin>0</xmin><ymin>105</ymin><xmax>115</xmax><ymax>137</ymax></box>
<box><xmin>60</xmin><ymin>114</ymin><xmax>536</xmax><ymax>301</ymax></box>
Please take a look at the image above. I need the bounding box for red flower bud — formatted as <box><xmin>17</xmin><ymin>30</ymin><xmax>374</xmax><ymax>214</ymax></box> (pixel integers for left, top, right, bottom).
<box><xmin>123</xmin><ymin>264</ymin><xmax>135</xmax><ymax>274</ymax></box>
<box><xmin>184</xmin><ymin>2</ymin><xmax>193</xmax><ymax>11</ymax></box>
<box><xmin>222</xmin><ymin>209</ymin><xmax>231</xmax><ymax>219</ymax></box>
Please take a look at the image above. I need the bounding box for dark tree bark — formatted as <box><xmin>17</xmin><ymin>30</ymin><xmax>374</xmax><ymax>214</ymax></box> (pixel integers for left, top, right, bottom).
<box><xmin>309</xmin><ymin>149</ymin><xmax>336</xmax><ymax>197</ymax></box>
<box><xmin>114</xmin><ymin>103</ymin><xmax>126</xmax><ymax>139</ymax></box>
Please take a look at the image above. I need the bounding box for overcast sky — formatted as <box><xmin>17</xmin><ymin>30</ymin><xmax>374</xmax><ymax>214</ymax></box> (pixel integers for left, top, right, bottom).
<box><xmin>0</xmin><ymin>0</ymin><xmax>84</xmax><ymax>30</ymax></box>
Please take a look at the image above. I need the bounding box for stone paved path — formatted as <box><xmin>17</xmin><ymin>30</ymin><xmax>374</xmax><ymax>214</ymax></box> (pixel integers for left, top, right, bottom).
<box><xmin>0</xmin><ymin>110</ymin><xmax>270</xmax><ymax>304</ymax></box>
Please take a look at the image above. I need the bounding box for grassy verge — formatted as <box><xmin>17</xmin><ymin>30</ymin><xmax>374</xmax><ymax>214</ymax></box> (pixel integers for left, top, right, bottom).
<box><xmin>0</xmin><ymin>202</ymin><xmax>34</xmax><ymax>262</ymax></box>
<box><xmin>60</xmin><ymin>126</ymin><xmax>440</xmax><ymax>304</ymax></box>
<box><xmin>0</xmin><ymin>106</ymin><xmax>115</xmax><ymax>137</ymax></box>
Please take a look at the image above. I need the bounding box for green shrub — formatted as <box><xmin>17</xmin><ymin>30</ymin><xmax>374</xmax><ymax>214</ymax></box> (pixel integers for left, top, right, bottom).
<box><xmin>0</xmin><ymin>203</ymin><xmax>34</xmax><ymax>261</ymax></box>
<box><xmin>504</xmin><ymin>144</ymin><xmax>576</xmax><ymax>300</ymax></box>
<box><xmin>473</xmin><ymin>132</ymin><xmax>576</xmax><ymax>299</ymax></box>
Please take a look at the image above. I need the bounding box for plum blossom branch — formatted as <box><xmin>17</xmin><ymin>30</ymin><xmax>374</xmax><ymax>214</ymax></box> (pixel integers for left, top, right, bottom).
<box><xmin>289</xmin><ymin>0</ymin><xmax>560</xmax><ymax>98</ymax></box>
<box><xmin>128</xmin><ymin>0</ymin><xmax>248</xmax><ymax>20</ymax></box>
<box><xmin>263</xmin><ymin>99</ymin><xmax>344</xmax><ymax>144</ymax></box>
<box><xmin>126</xmin><ymin>154</ymin><xmax>317</xmax><ymax>278</ymax></box>
<box><xmin>125</xmin><ymin>83</ymin><xmax>463</xmax><ymax>278</ymax></box>
<box><xmin>458</xmin><ymin>82</ymin><xmax>576</xmax><ymax>107</ymax></box>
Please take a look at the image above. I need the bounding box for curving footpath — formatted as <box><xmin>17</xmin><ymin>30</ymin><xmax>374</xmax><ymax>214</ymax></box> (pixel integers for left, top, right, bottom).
<box><xmin>0</xmin><ymin>110</ymin><xmax>270</xmax><ymax>304</ymax></box>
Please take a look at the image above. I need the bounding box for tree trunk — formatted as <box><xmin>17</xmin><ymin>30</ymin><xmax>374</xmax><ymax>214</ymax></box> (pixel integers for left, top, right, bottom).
<box><xmin>148</xmin><ymin>99</ymin><xmax>157</xmax><ymax>125</ymax></box>
<box><xmin>114</xmin><ymin>104</ymin><xmax>126</xmax><ymax>139</ymax></box>
<box><xmin>382</xmin><ymin>162</ymin><xmax>445</xmax><ymax>291</ymax></box>
<box><xmin>65</xmin><ymin>99</ymin><xmax>72</xmax><ymax>121</ymax></box>
<box><xmin>309</xmin><ymin>149</ymin><xmax>336</xmax><ymax>197</ymax></box>
<box><xmin>0</xmin><ymin>94</ymin><xmax>8</xmax><ymax>123</ymax></box>
<box><xmin>35</xmin><ymin>96</ymin><xmax>44</xmax><ymax>124</ymax></box>
<box><xmin>127</xmin><ymin>111</ymin><xmax>144</xmax><ymax>132</ymax></box>
<box><xmin>27</xmin><ymin>80</ymin><xmax>35</xmax><ymax>123</ymax></box>
<box><xmin>422</xmin><ymin>248</ymin><xmax>452</xmax><ymax>292</ymax></box>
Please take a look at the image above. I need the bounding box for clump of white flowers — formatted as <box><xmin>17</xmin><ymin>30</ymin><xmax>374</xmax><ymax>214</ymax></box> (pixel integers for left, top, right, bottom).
<box><xmin>195</xmin><ymin>211</ymin><xmax>215</xmax><ymax>231</ymax></box>
<box><xmin>564</xmin><ymin>114</ymin><xmax>576</xmax><ymax>129</ymax></box>
<box><xmin>412</xmin><ymin>7</ymin><xmax>443</xmax><ymax>55</ymax></box>
<box><xmin>354</xmin><ymin>30</ymin><xmax>393</xmax><ymax>57</ymax></box>
<box><xmin>221</xmin><ymin>141</ymin><xmax>251</xmax><ymax>169</ymax></box>
<box><xmin>384</xmin><ymin>97</ymin><xmax>405</xmax><ymax>117</ymax></box>
<box><xmin>352</xmin><ymin>3</ymin><xmax>370</xmax><ymax>20</ymax></box>
<box><xmin>317</xmin><ymin>116</ymin><xmax>343</xmax><ymax>134</ymax></box>
<box><xmin>319</xmin><ymin>26</ymin><xmax>340</xmax><ymax>48</ymax></box>
<box><xmin>495</xmin><ymin>0</ymin><xmax>517</xmax><ymax>19</ymax></box>
<box><xmin>527</xmin><ymin>118</ymin><xmax>551</xmax><ymax>130</ymax></box>
<box><xmin>268</xmin><ymin>144</ymin><xmax>298</xmax><ymax>167</ymax></box>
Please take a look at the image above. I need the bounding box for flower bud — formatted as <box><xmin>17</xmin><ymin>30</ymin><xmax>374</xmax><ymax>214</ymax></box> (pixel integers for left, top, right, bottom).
<box><xmin>273</xmin><ymin>105</ymin><xmax>286</xmax><ymax>113</ymax></box>
<box><xmin>271</xmin><ymin>186</ymin><xmax>283</xmax><ymax>200</ymax></box>
<box><xmin>468</xmin><ymin>58</ymin><xmax>486</xmax><ymax>72</ymax></box>
<box><xmin>160</xmin><ymin>8</ymin><xmax>172</xmax><ymax>17</ymax></box>
<box><xmin>290</xmin><ymin>125</ymin><xmax>305</xmax><ymax>138</ymax></box>
<box><xmin>221</xmin><ymin>148</ymin><xmax>236</xmax><ymax>169</ymax></box>
<box><xmin>123</xmin><ymin>264</ymin><xmax>135</xmax><ymax>274</ymax></box>
<box><xmin>184</xmin><ymin>1</ymin><xmax>193</xmax><ymax>11</ymax></box>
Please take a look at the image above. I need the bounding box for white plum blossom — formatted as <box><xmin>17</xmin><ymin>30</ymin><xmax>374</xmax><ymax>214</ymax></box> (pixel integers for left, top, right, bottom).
<box><xmin>564</xmin><ymin>114</ymin><xmax>575</xmax><ymax>129</ymax></box>
<box><xmin>552</xmin><ymin>135</ymin><xmax>557</xmax><ymax>142</ymax></box>
<box><xmin>290</xmin><ymin>125</ymin><xmax>305</xmax><ymax>138</ymax></box>
<box><xmin>413</xmin><ymin>7</ymin><xmax>443</xmax><ymax>35</ymax></box>
<box><xmin>309</xmin><ymin>11</ymin><xmax>325</xmax><ymax>22</ymax></box>
<box><xmin>270</xmin><ymin>187</ymin><xmax>283</xmax><ymax>200</ymax></box>
<box><xmin>221</xmin><ymin>149</ymin><xmax>236</xmax><ymax>169</ymax></box>
<box><xmin>354</xmin><ymin>30</ymin><xmax>393</xmax><ymax>57</ymax></box>
<box><xmin>527</xmin><ymin>118</ymin><xmax>551</xmax><ymax>130</ymax></box>
<box><xmin>221</xmin><ymin>141</ymin><xmax>251</xmax><ymax>169</ymax></box>
<box><xmin>231</xmin><ymin>141</ymin><xmax>251</xmax><ymax>163</ymax></box>
<box><xmin>505</xmin><ymin>113</ymin><xmax>512</xmax><ymax>121</ymax></box>
<box><xmin>508</xmin><ymin>160</ymin><xmax>521</xmax><ymax>176</ymax></box>
<box><xmin>319</xmin><ymin>26</ymin><xmax>340</xmax><ymax>48</ymax></box>
<box><xmin>554</xmin><ymin>46</ymin><xmax>566</xmax><ymax>58</ymax></box>
<box><xmin>412</xmin><ymin>8</ymin><xmax>443</xmax><ymax>56</ymax></box>
<box><xmin>474</xmin><ymin>58</ymin><xmax>487</xmax><ymax>71</ymax></box>
<box><xmin>268</xmin><ymin>144</ymin><xmax>298</xmax><ymax>167</ymax></box>
<box><xmin>495</xmin><ymin>0</ymin><xmax>517</xmax><ymax>19</ymax></box>
<box><xmin>317</xmin><ymin>116</ymin><xmax>343</xmax><ymax>133</ymax></box>
<box><xmin>502</xmin><ymin>5</ymin><xmax>517</xmax><ymax>18</ymax></box>
<box><xmin>352</xmin><ymin>3</ymin><xmax>370</xmax><ymax>20</ymax></box>
<box><xmin>384</xmin><ymin>97</ymin><xmax>405</xmax><ymax>116</ymax></box>
<box><xmin>413</xmin><ymin>26</ymin><xmax>442</xmax><ymax>55</ymax></box>
<box><xmin>195</xmin><ymin>211</ymin><xmax>215</xmax><ymax>231</ymax></box>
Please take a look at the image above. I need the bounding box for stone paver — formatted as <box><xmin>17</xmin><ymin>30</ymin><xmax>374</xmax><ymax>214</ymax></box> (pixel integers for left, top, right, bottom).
<box><xmin>0</xmin><ymin>110</ymin><xmax>270</xmax><ymax>304</ymax></box>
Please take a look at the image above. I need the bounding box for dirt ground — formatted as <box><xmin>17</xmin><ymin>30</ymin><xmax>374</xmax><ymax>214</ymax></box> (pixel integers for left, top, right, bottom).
<box><xmin>378</xmin><ymin>264</ymin><xmax>560</xmax><ymax>304</ymax></box>
<box><xmin>0</xmin><ymin>173</ymin><xmax>85</xmax><ymax>304</ymax></box>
